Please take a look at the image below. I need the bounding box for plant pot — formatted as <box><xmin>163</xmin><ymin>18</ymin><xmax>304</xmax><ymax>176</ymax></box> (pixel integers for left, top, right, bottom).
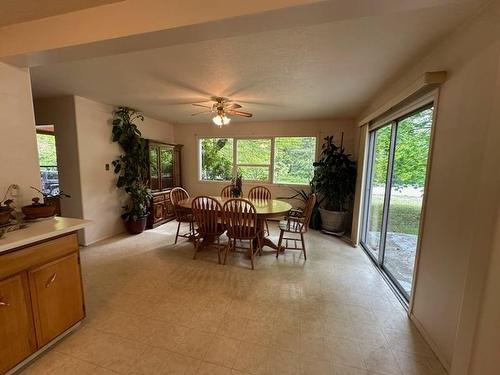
<box><xmin>22</xmin><ymin>197</ymin><xmax>56</xmax><ymax>220</ymax></box>
<box><xmin>318</xmin><ymin>207</ymin><xmax>347</xmax><ymax>233</ymax></box>
<box><xmin>0</xmin><ymin>209</ymin><xmax>12</xmax><ymax>225</ymax></box>
<box><xmin>124</xmin><ymin>216</ymin><xmax>147</xmax><ymax>234</ymax></box>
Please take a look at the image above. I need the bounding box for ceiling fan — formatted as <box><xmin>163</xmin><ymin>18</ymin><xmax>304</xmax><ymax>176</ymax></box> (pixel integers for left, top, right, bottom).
<box><xmin>190</xmin><ymin>96</ymin><xmax>253</xmax><ymax>126</ymax></box>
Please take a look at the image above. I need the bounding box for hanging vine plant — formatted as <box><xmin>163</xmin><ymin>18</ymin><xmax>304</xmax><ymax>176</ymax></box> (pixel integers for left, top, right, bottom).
<box><xmin>111</xmin><ymin>107</ymin><xmax>151</xmax><ymax>233</ymax></box>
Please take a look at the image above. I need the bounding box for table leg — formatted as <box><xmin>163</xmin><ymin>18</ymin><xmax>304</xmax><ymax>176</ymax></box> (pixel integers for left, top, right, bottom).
<box><xmin>255</xmin><ymin>218</ymin><xmax>284</xmax><ymax>253</ymax></box>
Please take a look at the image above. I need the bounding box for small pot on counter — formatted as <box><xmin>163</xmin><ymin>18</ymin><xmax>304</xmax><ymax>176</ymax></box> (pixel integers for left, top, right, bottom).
<box><xmin>22</xmin><ymin>197</ymin><xmax>56</xmax><ymax>220</ymax></box>
<box><xmin>0</xmin><ymin>208</ymin><xmax>12</xmax><ymax>225</ymax></box>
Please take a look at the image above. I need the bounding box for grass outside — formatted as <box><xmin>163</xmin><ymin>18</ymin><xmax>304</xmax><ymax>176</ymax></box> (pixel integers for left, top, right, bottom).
<box><xmin>370</xmin><ymin>195</ymin><xmax>422</xmax><ymax>235</ymax></box>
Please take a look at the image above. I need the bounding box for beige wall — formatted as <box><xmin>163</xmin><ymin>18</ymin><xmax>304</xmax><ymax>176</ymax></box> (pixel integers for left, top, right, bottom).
<box><xmin>0</xmin><ymin>62</ymin><xmax>41</xmax><ymax>207</ymax></box>
<box><xmin>468</xmin><ymin>208</ymin><xmax>500</xmax><ymax>375</ymax></box>
<box><xmin>174</xmin><ymin>119</ymin><xmax>355</xmax><ymax>210</ymax></box>
<box><xmin>73</xmin><ymin>96</ymin><xmax>175</xmax><ymax>244</ymax></box>
<box><xmin>358</xmin><ymin>1</ymin><xmax>500</xmax><ymax>372</ymax></box>
<box><xmin>33</xmin><ymin>96</ymin><xmax>84</xmax><ymax>223</ymax></box>
<box><xmin>34</xmin><ymin>96</ymin><xmax>175</xmax><ymax>245</ymax></box>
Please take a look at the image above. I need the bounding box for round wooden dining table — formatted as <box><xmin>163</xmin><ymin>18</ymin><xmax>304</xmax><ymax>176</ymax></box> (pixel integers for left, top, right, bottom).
<box><xmin>177</xmin><ymin>196</ymin><xmax>292</xmax><ymax>252</ymax></box>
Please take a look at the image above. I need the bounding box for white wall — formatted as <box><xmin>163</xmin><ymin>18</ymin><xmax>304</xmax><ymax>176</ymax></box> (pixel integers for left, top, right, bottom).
<box><xmin>174</xmin><ymin>119</ymin><xmax>355</xmax><ymax>209</ymax></box>
<box><xmin>0</xmin><ymin>62</ymin><xmax>41</xmax><ymax>207</ymax></box>
<box><xmin>358</xmin><ymin>2</ymin><xmax>500</xmax><ymax>372</ymax></box>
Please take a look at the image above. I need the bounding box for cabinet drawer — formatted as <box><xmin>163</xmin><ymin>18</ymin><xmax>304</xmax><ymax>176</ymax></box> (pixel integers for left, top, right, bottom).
<box><xmin>0</xmin><ymin>273</ymin><xmax>37</xmax><ymax>373</ymax></box>
<box><xmin>29</xmin><ymin>253</ymin><xmax>85</xmax><ymax>347</ymax></box>
<box><xmin>0</xmin><ymin>233</ymin><xmax>78</xmax><ymax>280</ymax></box>
<box><xmin>153</xmin><ymin>194</ymin><xmax>165</xmax><ymax>203</ymax></box>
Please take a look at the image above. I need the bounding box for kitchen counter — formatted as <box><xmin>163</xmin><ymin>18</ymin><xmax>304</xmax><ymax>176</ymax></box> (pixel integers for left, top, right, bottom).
<box><xmin>0</xmin><ymin>217</ymin><xmax>90</xmax><ymax>254</ymax></box>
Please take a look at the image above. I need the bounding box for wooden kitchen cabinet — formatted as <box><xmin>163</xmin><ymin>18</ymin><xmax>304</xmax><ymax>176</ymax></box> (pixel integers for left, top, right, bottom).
<box><xmin>0</xmin><ymin>273</ymin><xmax>37</xmax><ymax>374</ymax></box>
<box><xmin>29</xmin><ymin>252</ymin><xmax>85</xmax><ymax>347</ymax></box>
<box><xmin>0</xmin><ymin>230</ymin><xmax>86</xmax><ymax>374</ymax></box>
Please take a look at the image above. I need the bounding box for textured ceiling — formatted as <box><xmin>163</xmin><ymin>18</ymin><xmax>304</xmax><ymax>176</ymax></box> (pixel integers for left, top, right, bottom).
<box><xmin>30</xmin><ymin>1</ymin><xmax>478</xmax><ymax>123</ymax></box>
<box><xmin>0</xmin><ymin>0</ymin><xmax>123</xmax><ymax>27</ymax></box>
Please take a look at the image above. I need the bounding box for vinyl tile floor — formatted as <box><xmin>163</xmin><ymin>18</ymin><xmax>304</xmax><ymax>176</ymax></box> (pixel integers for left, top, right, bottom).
<box><xmin>20</xmin><ymin>221</ymin><xmax>446</xmax><ymax>375</ymax></box>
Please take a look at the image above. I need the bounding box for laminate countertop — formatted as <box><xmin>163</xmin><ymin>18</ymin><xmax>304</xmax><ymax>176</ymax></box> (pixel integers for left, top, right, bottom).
<box><xmin>0</xmin><ymin>217</ymin><xmax>90</xmax><ymax>254</ymax></box>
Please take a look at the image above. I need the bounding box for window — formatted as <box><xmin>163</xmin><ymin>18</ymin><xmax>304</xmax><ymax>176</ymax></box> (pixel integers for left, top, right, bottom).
<box><xmin>274</xmin><ymin>137</ymin><xmax>316</xmax><ymax>185</ymax></box>
<box><xmin>36</xmin><ymin>133</ymin><xmax>60</xmax><ymax>195</ymax></box>
<box><xmin>236</xmin><ymin>139</ymin><xmax>271</xmax><ymax>182</ymax></box>
<box><xmin>200</xmin><ymin>138</ymin><xmax>233</xmax><ymax>181</ymax></box>
<box><xmin>199</xmin><ymin>136</ymin><xmax>317</xmax><ymax>184</ymax></box>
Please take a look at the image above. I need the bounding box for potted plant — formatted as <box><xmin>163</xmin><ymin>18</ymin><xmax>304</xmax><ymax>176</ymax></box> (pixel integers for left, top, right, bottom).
<box><xmin>0</xmin><ymin>199</ymin><xmax>14</xmax><ymax>225</ymax></box>
<box><xmin>311</xmin><ymin>134</ymin><xmax>357</xmax><ymax>234</ymax></box>
<box><xmin>111</xmin><ymin>107</ymin><xmax>151</xmax><ymax>234</ymax></box>
<box><xmin>277</xmin><ymin>185</ymin><xmax>321</xmax><ymax>229</ymax></box>
<box><xmin>121</xmin><ymin>181</ymin><xmax>152</xmax><ymax>234</ymax></box>
<box><xmin>231</xmin><ymin>173</ymin><xmax>243</xmax><ymax>198</ymax></box>
<box><xmin>26</xmin><ymin>186</ymin><xmax>71</xmax><ymax>217</ymax></box>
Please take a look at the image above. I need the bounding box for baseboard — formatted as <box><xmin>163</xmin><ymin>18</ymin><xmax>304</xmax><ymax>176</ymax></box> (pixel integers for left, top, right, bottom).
<box><xmin>409</xmin><ymin>312</ymin><xmax>451</xmax><ymax>373</ymax></box>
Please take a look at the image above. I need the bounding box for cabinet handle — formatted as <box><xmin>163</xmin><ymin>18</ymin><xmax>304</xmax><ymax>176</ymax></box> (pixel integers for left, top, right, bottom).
<box><xmin>0</xmin><ymin>300</ymin><xmax>9</xmax><ymax>307</ymax></box>
<box><xmin>45</xmin><ymin>273</ymin><xmax>57</xmax><ymax>288</ymax></box>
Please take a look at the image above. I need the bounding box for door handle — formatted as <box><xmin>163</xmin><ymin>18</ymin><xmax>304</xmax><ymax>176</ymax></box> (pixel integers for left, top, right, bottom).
<box><xmin>0</xmin><ymin>300</ymin><xmax>9</xmax><ymax>307</ymax></box>
<box><xmin>45</xmin><ymin>273</ymin><xmax>57</xmax><ymax>288</ymax></box>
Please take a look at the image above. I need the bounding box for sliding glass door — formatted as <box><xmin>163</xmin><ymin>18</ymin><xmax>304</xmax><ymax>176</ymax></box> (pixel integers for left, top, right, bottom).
<box><xmin>361</xmin><ymin>104</ymin><xmax>434</xmax><ymax>300</ymax></box>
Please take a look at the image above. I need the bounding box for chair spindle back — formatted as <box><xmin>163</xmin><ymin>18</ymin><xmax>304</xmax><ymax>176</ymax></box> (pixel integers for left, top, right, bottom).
<box><xmin>248</xmin><ymin>186</ymin><xmax>271</xmax><ymax>201</ymax></box>
<box><xmin>221</xmin><ymin>185</ymin><xmax>233</xmax><ymax>198</ymax></box>
<box><xmin>191</xmin><ymin>196</ymin><xmax>223</xmax><ymax>236</ymax></box>
<box><xmin>170</xmin><ymin>187</ymin><xmax>189</xmax><ymax>217</ymax></box>
<box><xmin>222</xmin><ymin>199</ymin><xmax>258</xmax><ymax>239</ymax></box>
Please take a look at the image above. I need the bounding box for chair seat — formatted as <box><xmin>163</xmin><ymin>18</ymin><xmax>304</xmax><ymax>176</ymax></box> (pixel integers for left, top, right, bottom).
<box><xmin>279</xmin><ymin>219</ymin><xmax>305</xmax><ymax>233</ymax></box>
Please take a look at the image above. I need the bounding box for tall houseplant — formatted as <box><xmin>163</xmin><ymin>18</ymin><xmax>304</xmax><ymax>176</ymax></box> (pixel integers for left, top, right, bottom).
<box><xmin>311</xmin><ymin>134</ymin><xmax>356</xmax><ymax>234</ymax></box>
<box><xmin>111</xmin><ymin>107</ymin><xmax>151</xmax><ymax>234</ymax></box>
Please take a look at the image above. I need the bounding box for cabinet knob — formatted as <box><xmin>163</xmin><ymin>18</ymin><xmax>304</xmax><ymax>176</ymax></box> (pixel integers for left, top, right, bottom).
<box><xmin>45</xmin><ymin>273</ymin><xmax>57</xmax><ymax>288</ymax></box>
<box><xmin>0</xmin><ymin>300</ymin><xmax>9</xmax><ymax>307</ymax></box>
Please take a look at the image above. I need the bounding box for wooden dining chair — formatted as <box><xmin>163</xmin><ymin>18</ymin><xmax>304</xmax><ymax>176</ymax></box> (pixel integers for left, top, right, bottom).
<box><xmin>170</xmin><ymin>187</ymin><xmax>195</xmax><ymax>244</ymax></box>
<box><xmin>222</xmin><ymin>199</ymin><xmax>261</xmax><ymax>270</ymax></box>
<box><xmin>191</xmin><ymin>196</ymin><xmax>226</xmax><ymax>263</ymax></box>
<box><xmin>276</xmin><ymin>193</ymin><xmax>316</xmax><ymax>260</ymax></box>
<box><xmin>248</xmin><ymin>186</ymin><xmax>271</xmax><ymax>236</ymax></box>
<box><xmin>220</xmin><ymin>184</ymin><xmax>233</xmax><ymax>198</ymax></box>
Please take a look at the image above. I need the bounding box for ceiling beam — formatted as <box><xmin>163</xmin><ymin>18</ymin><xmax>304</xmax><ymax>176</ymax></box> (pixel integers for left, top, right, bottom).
<box><xmin>0</xmin><ymin>0</ymin><xmax>476</xmax><ymax>67</ymax></box>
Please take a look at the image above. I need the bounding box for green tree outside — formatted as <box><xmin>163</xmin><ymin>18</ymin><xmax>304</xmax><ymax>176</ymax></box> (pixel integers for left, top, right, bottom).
<box><xmin>36</xmin><ymin>134</ymin><xmax>57</xmax><ymax>166</ymax></box>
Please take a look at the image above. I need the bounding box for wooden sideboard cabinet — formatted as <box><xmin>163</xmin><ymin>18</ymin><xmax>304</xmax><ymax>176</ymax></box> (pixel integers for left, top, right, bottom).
<box><xmin>0</xmin><ymin>232</ymin><xmax>85</xmax><ymax>374</ymax></box>
<box><xmin>146</xmin><ymin>140</ymin><xmax>183</xmax><ymax>228</ymax></box>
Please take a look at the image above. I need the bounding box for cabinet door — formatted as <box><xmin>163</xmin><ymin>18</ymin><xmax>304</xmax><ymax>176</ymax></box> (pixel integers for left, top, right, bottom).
<box><xmin>29</xmin><ymin>253</ymin><xmax>85</xmax><ymax>347</ymax></box>
<box><xmin>149</xmin><ymin>145</ymin><xmax>160</xmax><ymax>191</ymax></box>
<box><xmin>153</xmin><ymin>201</ymin><xmax>165</xmax><ymax>223</ymax></box>
<box><xmin>164</xmin><ymin>194</ymin><xmax>175</xmax><ymax>218</ymax></box>
<box><xmin>159</xmin><ymin>146</ymin><xmax>174</xmax><ymax>189</ymax></box>
<box><xmin>0</xmin><ymin>273</ymin><xmax>36</xmax><ymax>374</ymax></box>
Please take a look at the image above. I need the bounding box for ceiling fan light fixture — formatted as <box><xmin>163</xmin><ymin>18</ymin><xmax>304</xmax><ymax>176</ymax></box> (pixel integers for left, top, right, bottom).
<box><xmin>212</xmin><ymin>114</ymin><xmax>231</xmax><ymax>127</ymax></box>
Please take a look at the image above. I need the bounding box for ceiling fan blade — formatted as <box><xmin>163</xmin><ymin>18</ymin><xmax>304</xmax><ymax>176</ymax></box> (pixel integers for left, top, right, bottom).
<box><xmin>224</xmin><ymin>103</ymin><xmax>242</xmax><ymax>109</ymax></box>
<box><xmin>191</xmin><ymin>111</ymin><xmax>212</xmax><ymax>116</ymax></box>
<box><xmin>192</xmin><ymin>103</ymin><xmax>212</xmax><ymax>109</ymax></box>
<box><xmin>227</xmin><ymin>110</ymin><xmax>253</xmax><ymax>118</ymax></box>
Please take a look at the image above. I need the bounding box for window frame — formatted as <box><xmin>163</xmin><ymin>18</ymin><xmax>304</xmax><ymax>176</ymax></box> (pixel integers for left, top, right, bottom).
<box><xmin>197</xmin><ymin>135</ymin><xmax>318</xmax><ymax>186</ymax></box>
<box><xmin>234</xmin><ymin>137</ymin><xmax>273</xmax><ymax>183</ymax></box>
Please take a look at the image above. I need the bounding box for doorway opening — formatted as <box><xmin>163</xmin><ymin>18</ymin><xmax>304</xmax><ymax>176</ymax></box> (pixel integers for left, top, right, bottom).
<box><xmin>35</xmin><ymin>125</ymin><xmax>61</xmax><ymax>215</ymax></box>
<box><xmin>361</xmin><ymin>104</ymin><xmax>434</xmax><ymax>301</ymax></box>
